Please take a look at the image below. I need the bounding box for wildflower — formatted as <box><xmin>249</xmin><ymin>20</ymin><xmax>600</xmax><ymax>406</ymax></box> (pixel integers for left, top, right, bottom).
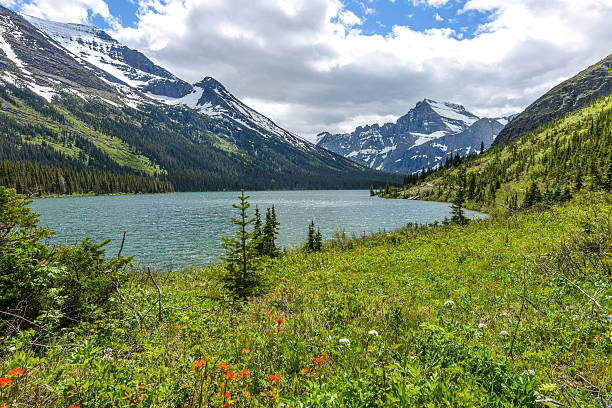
<box><xmin>453</xmin><ymin>292</ymin><xmax>458</xmax><ymax>298</ymax></box>
<box><xmin>7</xmin><ymin>346</ymin><xmax>16</xmax><ymax>353</ymax></box>
<box><xmin>528</xmin><ymin>369</ymin><xmax>536</xmax><ymax>376</ymax></box>
<box><xmin>218</xmin><ymin>362</ymin><xmax>229</xmax><ymax>371</ymax></box>
<box><xmin>314</xmin><ymin>357</ymin><xmax>323</xmax><ymax>365</ymax></box>
<box><xmin>267</xmin><ymin>313</ymin><xmax>273</xmax><ymax>317</ymax></box>
<box><xmin>0</xmin><ymin>376</ymin><xmax>11</xmax><ymax>388</ymax></box>
<box><xmin>69</xmin><ymin>405</ymin><xmax>80</xmax><ymax>408</ymax></box>
<box><xmin>193</xmin><ymin>360</ymin><xmax>206</xmax><ymax>370</ymax></box>
<box><xmin>478</xmin><ymin>323</ymin><xmax>487</xmax><ymax>329</ymax></box>
<box><xmin>339</xmin><ymin>338</ymin><xmax>350</xmax><ymax>347</ymax></box>
<box><xmin>300</xmin><ymin>368</ymin><xmax>309</xmax><ymax>374</ymax></box>
<box><xmin>225</xmin><ymin>370</ymin><xmax>237</xmax><ymax>380</ymax></box>
<box><xmin>268</xmin><ymin>374</ymin><xmax>281</xmax><ymax>382</ymax></box>
<box><xmin>322</xmin><ymin>352</ymin><xmax>329</xmax><ymax>359</ymax></box>
<box><xmin>241</xmin><ymin>348</ymin><xmax>249</xmax><ymax>354</ymax></box>
<box><xmin>444</xmin><ymin>300</ymin><xmax>455</xmax><ymax>306</ymax></box>
<box><xmin>276</xmin><ymin>316</ymin><xmax>283</xmax><ymax>326</ymax></box>
<box><xmin>182</xmin><ymin>381</ymin><xmax>188</xmax><ymax>387</ymax></box>
<box><xmin>368</xmin><ymin>330</ymin><xmax>379</xmax><ymax>336</ymax></box>
<box><xmin>240</xmin><ymin>369</ymin><xmax>250</xmax><ymax>378</ymax></box>
<box><xmin>422</xmin><ymin>307</ymin><xmax>429</xmax><ymax>312</ymax></box>
<box><xmin>39</xmin><ymin>259</ymin><xmax>47</xmax><ymax>265</ymax></box>
<box><xmin>8</xmin><ymin>368</ymin><xmax>24</xmax><ymax>377</ymax></box>
<box><xmin>499</xmin><ymin>330</ymin><xmax>510</xmax><ymax>337</ymax></box>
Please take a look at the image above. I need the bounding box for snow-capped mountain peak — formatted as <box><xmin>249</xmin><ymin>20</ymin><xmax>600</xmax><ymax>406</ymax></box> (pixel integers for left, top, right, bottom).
<box><xmin>23</xmin><ymin>14</ymin><xmax>193</xmax><ymax>99</ymax></box>
<box><xmin>318</xmin><ymin>99</ymin><xmax>513</xmax><ymax>173</ymax></box>
<box><xmin>17</xmin><ymin>13</ymin><xmax>321</xmax><ymax>154</ymax></box>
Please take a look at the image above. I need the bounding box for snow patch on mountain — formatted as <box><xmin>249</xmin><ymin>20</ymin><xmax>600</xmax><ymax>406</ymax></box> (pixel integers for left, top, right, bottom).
<box><xmin>425</xmin><ymin>99</ymin><xmax>478</xmax><ymax>126</ymax></box>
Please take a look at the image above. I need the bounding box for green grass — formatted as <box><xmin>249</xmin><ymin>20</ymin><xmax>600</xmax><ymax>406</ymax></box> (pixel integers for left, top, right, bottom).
<box><xmin>1</xmin><ymin>192</ymin><xmax>611</xmax><ymax>407</ymax></box>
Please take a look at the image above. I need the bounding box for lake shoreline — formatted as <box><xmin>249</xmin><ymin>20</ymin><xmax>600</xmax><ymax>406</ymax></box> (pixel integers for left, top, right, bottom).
<box><xmin>31</xmin><ymin>190</ymin><xmax>481</xmax><ymax>268</ymax></box>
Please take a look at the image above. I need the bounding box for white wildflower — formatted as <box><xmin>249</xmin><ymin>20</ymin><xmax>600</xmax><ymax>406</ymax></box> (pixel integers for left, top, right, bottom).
<box><xmin>528</xmin><ymin>369</ymin><xmax>536</xmax><ymax>376</ymax></box>
<box><xmin>444</xmin><ymin>300</ymin><xmax>455</xmax><ymax>306</ymax></box>
<box><xmin>368</xmin><ymin>330</ymin><xmax>379</xmax><ymax>337</ymax></box>
<box><xmin>478</xmin><ymin>323</ymin><xmax>487</xmax><ymax>329</ymax></box>
<box><xmin>499</xmin><ymin>330</ymin><xmax>510</xmax><ymax>337</ymax></box>
<box><xmin>339</xmin><ymin>338</ymin><xmax>351</xmax><ymax>347</ymax></box>
<box><xmin>8</xmin><ymin>346</ymin><xmax>16</xmax><ymax>353</ymax></box>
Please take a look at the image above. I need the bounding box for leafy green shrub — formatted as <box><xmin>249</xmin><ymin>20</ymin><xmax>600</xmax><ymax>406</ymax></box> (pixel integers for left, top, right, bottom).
<box><xmin>0</xmin><ymin>187</ymin><xmax>131</xmax><ymax>337</ymax></box>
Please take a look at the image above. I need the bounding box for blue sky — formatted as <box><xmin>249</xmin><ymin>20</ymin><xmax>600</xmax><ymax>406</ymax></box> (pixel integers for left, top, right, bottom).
<box><xmin>5</xmin><ymin>0</ymin><xmax>612</xmax><ymax>140</ymax></box>
<box><xmin>342</xmin><ymin>0</ymin><xmax>492</xmax><ymax>39</ymax></box>
<box><xmin>90</xmin><ymin>0</ymin><xmax>494</xmax><ymax>40</ymax></box>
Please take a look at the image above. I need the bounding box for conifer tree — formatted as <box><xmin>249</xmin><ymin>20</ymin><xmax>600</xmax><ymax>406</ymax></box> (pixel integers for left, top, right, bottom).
<box><xmin>314</xmin><ymin>227</ymin><xmax>323</xmax><ymax>251</ymax></box>
<box><xmin>262</xmin><ymin>206</ymin><xmax>280</xmax><ymax>257</ymax></box>
<box><xmin>252</xmin><ymin>205</ymin><xmax>263</xmax><ymax>255</ymax></box>
<box><xmin>574</xmin><ymin>171</ymin><xmax>583</xmax><ymax>191</ymax></box>
<box><xmin>306</xmin><ymin>220</ymin><xmax>323</xmax><ymax>252</ymax></box>
<box><xmin>306</xmin><ymin>220</ymin><xmax>316</xmax><ymax>252</ymax></box>
<box><xmin>220</xmin><ymin>190</ymin><xmax>261</xmax><ymax>301</ymax></box>
<box><xmin>523</xmin><ymin>181</ymin><xmax>541</xmax><ymax>208</ymax></box>
<box><xmin>450</xmin><ymin>187</ymin><xmax>469</xmax><ymax>225</ymax></box>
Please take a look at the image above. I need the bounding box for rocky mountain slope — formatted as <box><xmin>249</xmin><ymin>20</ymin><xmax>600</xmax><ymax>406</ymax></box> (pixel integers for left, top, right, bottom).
<box><xmin>317</xmin><ymin>99</ymin><xmax>513</xmax><ymax>174</ymax></box>
<box><xmin>493</xmin><ymin>53</ymin><xmax>612</xmax><ymax>146</ymax></box>
<box><xmin>0</xmin><ymin>6</ymin><xmax>400</xmax><ymax>192</ymax></box>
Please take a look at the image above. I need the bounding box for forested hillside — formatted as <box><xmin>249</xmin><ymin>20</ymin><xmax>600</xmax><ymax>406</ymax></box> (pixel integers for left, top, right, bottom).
<box><xmin>0</xmin><ymin>83</ymin><xmax>401</xmax><ymax>194</ymax></box>
<box><xmin>382</xmin><ymin>93</ymin><xmax>612</xmax><ymax>211</ymax></box>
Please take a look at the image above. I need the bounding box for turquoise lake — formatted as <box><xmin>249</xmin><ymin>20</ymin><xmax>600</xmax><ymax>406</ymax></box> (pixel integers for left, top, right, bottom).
<box><xmin>30</xmin><ymin>190</ymin><xmax>483</xmax><ymax>269</ymax></box>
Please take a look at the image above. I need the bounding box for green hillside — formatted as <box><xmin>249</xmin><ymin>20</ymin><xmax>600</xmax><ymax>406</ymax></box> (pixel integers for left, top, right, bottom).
<box><xmin>0</xmin><ymin>83</ymin><xmax>402</xmax><ymax>194</ymax></box>
<box><xmin>381</xmin><ymin>94</ymin><xmax>612</xmax><ymax>212</ymax></box>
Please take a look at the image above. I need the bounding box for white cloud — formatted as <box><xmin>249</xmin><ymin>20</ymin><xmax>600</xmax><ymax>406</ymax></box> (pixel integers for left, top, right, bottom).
<box><xmin>5</xmin><ymin>0</ymin><xmax>612</xmax><ymax>143</ymax></box>
<box><xmin>413</xmin><ymin>0</ymin><xmax>449</xmax><ymax>8</ymax></box>
<box><xmin>434</xmin><ymin>12</ymin><xmax>443</xmax><ymax>21</ymax></box>
<box><xmin>19</xmin><ymin>0</ymin><xmax>117</xmax><ymax>25</ymax></box>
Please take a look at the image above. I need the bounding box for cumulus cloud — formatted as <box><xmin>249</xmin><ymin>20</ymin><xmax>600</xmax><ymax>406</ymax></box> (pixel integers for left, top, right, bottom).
<box><xmin>5</xmin><ymin>0</ymin><xmax>612</xmax><ymax>141</ymax></box>
<box><xmin>19</xmin><ymin>0</ymin><xmax>117</xmax><ymax>25</ymax></box>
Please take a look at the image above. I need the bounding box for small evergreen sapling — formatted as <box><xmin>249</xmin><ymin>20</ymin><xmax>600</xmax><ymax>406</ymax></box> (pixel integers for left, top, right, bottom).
<box><xmin>261</xmin><ymin>205</ymin><xmax>280</xmax><ymax>257</ymax></box>
<box><xmin>305</xmin><ymin>220</ymin><xmax>323</xmax><ymax>252</ymax></box>
<box><xmin>220</xmin><ymin>190</ymin><xmax>261</xmax><ymax>301</ymax></box>
<box><xmin>450</xmin><ymin>187</ymin><xmax>469</xmax><ymax>225</ymax></box>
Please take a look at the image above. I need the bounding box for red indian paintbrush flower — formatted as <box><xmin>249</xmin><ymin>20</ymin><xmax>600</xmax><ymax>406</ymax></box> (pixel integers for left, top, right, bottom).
<box><xmin>241</xmin><ymin>348</ymin><xmax>249</xmax><ymax>354</ymax></box>
<box><xmin>7</xmin><ymin>368</ymin><xmax>25</xmax><ymax>377</ymax></box>
<box><xmin>240</xmin><ymin>369</ymin><xmax>250</xmax><ymax>378</ymax></box>
<box><xmin>193</xmin><ymin>360</ymin><xmax>206</xmax><ymax>370</ymax></box>
<box><xmin>0</xmin><ymin>376</ymin><xmax>11</xmax><ymax>388</ymax></box>
<box><xmin>314</xmin><ymin>357</ymin><xmax>323</xmax><ymax>365</ymax></box>
<box><xmin>268</xmin><ymin>374</ymin><xmax>281</xmax><ymax>382</ymax></box>
<box><xmin>218</xmin><ymin>362</ymin><xmax>229</xmax><ymax>370</ymax></box>
<box><xmin>225</xmin><ymin>370</ymin><xmax>237</xmax><ymax>380</ymax></box>
<box><xmin>276</xmin><ymin>316</ymin><xmax>283</xmax><ymax>326</ymax></box>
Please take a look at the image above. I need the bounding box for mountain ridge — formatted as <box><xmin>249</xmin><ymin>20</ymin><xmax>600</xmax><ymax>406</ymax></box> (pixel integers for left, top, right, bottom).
<box><xmin>0</xmin><ymin>7</ymin><xmax>401</xmax><ymax>193</ymax></box>
<box><xmin>493</xmin><ymin>53</ymin><xmax>612</xmax><ymax>146</ymax></box>
<box><xmin>317</xmin><ymin>98</ymin><xmax>513</xmax><ymax>174</ymax></box>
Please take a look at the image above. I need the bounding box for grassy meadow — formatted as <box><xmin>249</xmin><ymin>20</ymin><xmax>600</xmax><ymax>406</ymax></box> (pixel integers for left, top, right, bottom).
<box><xmin>1</xmin><ymin>191</ymin><xmax>611</xmax><ymax>407</ymax></box>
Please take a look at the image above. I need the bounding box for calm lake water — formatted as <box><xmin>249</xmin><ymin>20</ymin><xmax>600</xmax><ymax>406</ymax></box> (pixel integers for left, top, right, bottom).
<box><xmin>30</xmin><ymin>190</ymin><xmax>482</xmax><ymax>269</ymax></box>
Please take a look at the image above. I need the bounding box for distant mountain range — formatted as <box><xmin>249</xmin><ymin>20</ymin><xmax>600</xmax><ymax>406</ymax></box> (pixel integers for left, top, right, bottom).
<box><xmin>0</xmin><ymin>7</ymin><xmax>400</xmax><ymax>193</ymax></box>
<box><xmin>317</xmin><ymin>99</ymin><xmax>515</xmax><ymax>174</ymax></box>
